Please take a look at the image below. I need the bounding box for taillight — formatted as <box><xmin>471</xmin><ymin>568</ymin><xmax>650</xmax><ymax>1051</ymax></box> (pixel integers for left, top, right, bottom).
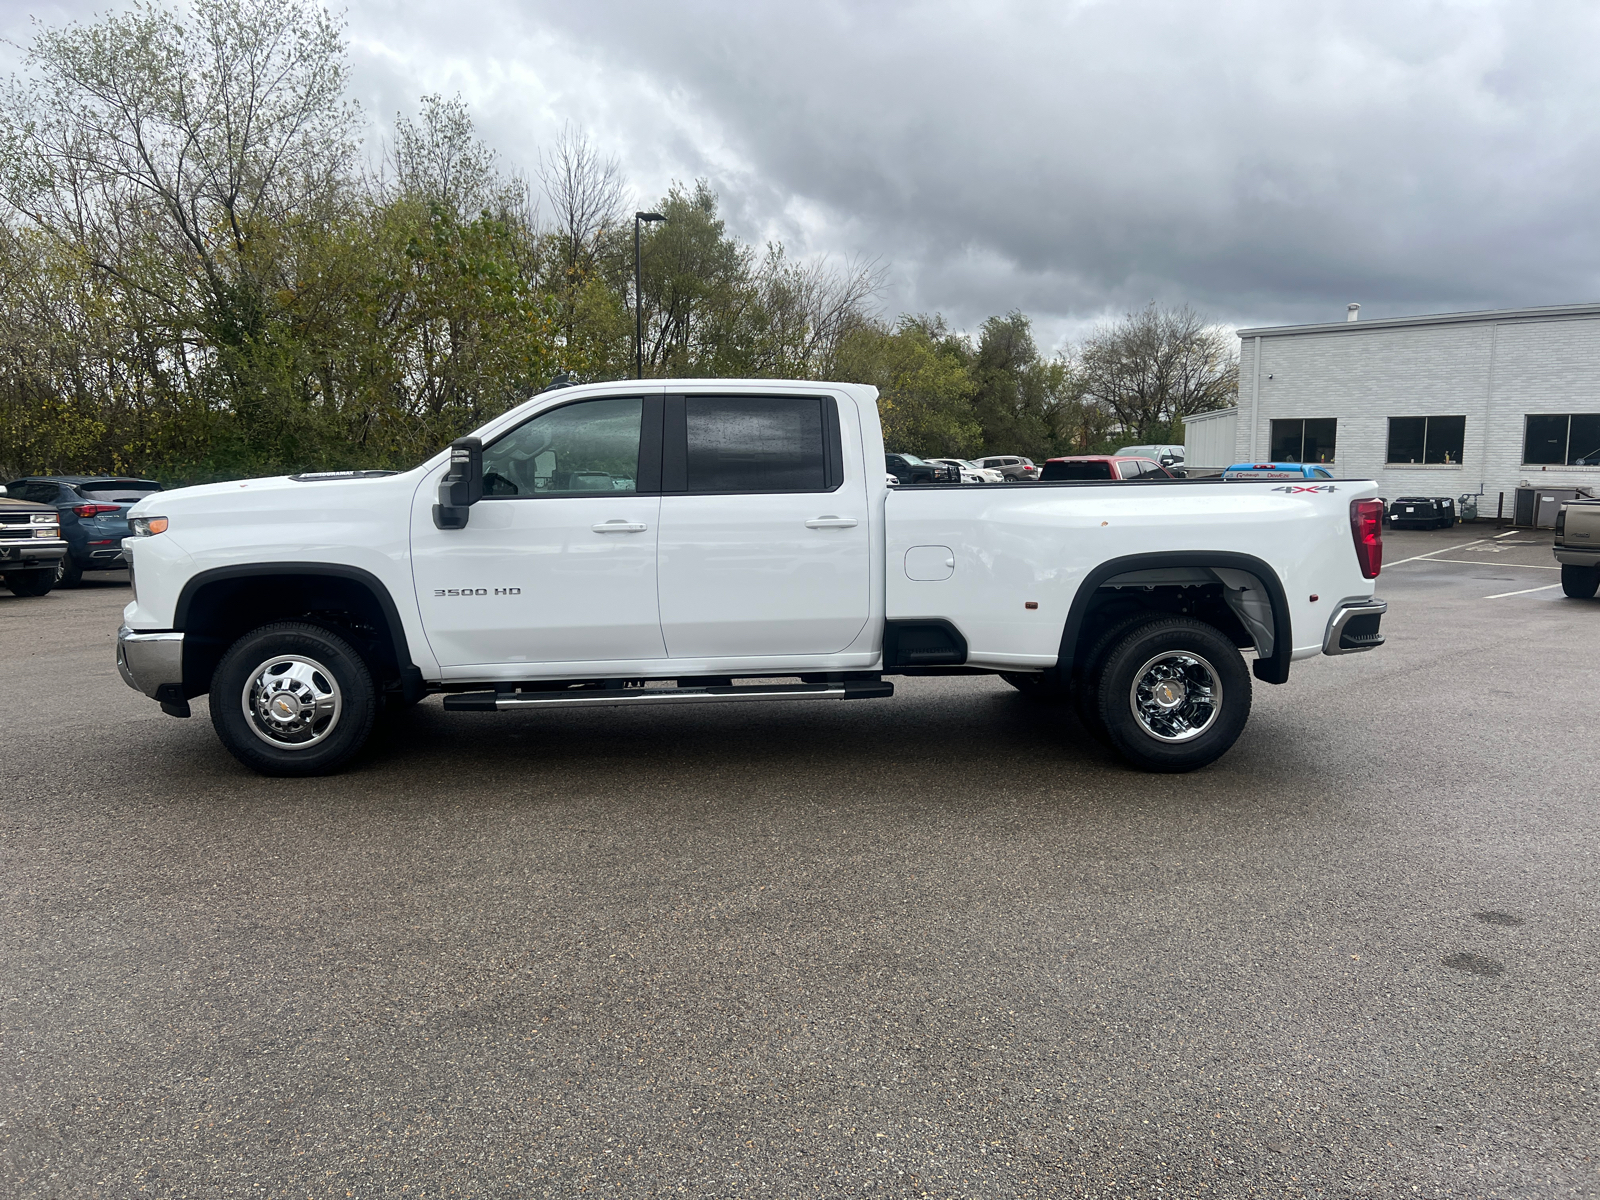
<box><xmin>1350</xmin><ymin>498</ymin><xmax>1383</xmax><ymax>578</ymax></box>
<box><xmin>73</xmin><ymin>503</ymin><xmax>120</xmax><ymax>517</ymax></box>
<box><xmin>1555</xmin><ymin>506</ymin><xmax>1567</xmax><ymax>535</ymax></box>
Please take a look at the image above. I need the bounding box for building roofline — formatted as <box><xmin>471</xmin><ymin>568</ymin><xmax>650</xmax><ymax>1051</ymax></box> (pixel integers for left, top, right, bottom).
<box><xmin>1237</xmin><ymin>301</ymin><xmax>1600</xmax><ymax>339</ymax></box>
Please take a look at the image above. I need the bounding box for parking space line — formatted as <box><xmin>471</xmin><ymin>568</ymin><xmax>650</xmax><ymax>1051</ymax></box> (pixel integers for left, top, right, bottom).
<box><xmin>1493</xmin><ymin>530</ymin><xmax>1525</xmax><ymax>539</ymax></box>
<box><xmin>1386</xmin><ymin>540</ymin><xmax>1490</xmax><ymax>567</ymax></box>
<box><xmin>1424</xmin><ymin>558</ymin><xmax>1560</xmax><ymax>569</ymax></box>
<box><xmin>1485</xmin><ymin>583</ymin><xmax>1562</xmax><ymax>598</ymax></box>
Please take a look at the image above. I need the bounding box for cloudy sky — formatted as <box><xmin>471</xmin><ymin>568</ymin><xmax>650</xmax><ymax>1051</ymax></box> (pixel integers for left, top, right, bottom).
<box><xmin>7</xmin><ymin>0</ymin><xmax>1600</xmax><ymax>348</ymax></box>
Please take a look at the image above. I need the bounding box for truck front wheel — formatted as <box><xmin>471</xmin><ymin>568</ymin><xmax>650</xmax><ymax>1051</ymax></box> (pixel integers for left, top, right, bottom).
<box><xmin>1094</xmin><ymin>617</ymin><xmax>1251</xmax><ymax>773</ymax></box>
<box><xmin>1561</xmin><ymin>563</ymin><xmax>1600</xmax><ymax>599</ymax></box>
<box><xmin>210</xmin><ymin>622</ymin><xmax>377</xmax><ymax>777</ymax></box>
<box><xmin>4</xmin><ymin>569</ymin><xmax>56</xmax><ymax>597</ymax></box>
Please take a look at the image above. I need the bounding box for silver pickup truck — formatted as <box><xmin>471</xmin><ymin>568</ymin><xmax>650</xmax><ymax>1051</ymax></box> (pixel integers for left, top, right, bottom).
<box><xmin>0</xmin><ymin>491</ymin><xmax>66</xmax><ymax>596</ymax></box>
<box><xmin>1555</xmin><ymin>498</ymin><xmax>1600</xmax><ymax>597</ymax></box>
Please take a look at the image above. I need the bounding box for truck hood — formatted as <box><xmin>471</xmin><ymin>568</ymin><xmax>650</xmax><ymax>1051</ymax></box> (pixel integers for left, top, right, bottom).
<box><xmin>127</xmin><ymin>470</ymin><xmax>420</xmax><ymax>518</ymax></box>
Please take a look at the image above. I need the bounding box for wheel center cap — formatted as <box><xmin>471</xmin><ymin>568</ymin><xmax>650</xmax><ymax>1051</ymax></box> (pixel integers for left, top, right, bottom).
<box><xmin>266</xmin><ymin>691</ymin><xmax>304</xmax><ymax>722</ymax></box>
<box><xmin>1151</xmin><ymin>679</ymin><xmax>1187</xmax><ymax>709</ymax></box>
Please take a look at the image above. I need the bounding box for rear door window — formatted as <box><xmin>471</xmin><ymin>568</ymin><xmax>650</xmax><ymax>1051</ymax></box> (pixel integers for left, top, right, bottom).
<box><xmin>9</xmin><ymin>482</ymin><xmax>62</xmax><ymax>504</ymax></box>
<box><xmin>676</xmin><ymin>396</ymin><xmax>840</xmax><ymax>493</ymax></box>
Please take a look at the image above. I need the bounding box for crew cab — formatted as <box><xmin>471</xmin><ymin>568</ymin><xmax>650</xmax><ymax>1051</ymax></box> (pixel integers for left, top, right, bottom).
<box><xmin>116</xmin><ymin>380</ymin><xmax>1388</xmax><ymax>778</ymax></box>
<box><xmin>1555</xmin><ymin>498</ymin><xmax>1600</xmax><ymax>597</ymax></box>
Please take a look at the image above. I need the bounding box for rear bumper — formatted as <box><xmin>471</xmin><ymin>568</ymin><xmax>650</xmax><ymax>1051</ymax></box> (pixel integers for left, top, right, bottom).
<box><xmin>1554</xmin><ymin>547</ymin><xmax>1600</xmax><ymax>568</ymax></box>
<box><xmin>0</xmin><ymin>539</ymin><xmax>67</xmax><ymax>569</ymax></box>
<box><xmin>1323</xmin><ymin>598</ymin><xmax>1387</xmax><ymax>655</ymax></box>
<box><xmin>117</xmin><ymin>626</ymin><xmax>184</xmax><ymax>699</ymax></box>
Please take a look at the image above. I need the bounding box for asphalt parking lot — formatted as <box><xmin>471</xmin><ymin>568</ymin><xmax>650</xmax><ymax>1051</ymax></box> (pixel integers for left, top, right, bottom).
<box><xmin>2</xmin><ymin>526</ymin><xmax>1596</xmax><ymax>1199</ymax></box>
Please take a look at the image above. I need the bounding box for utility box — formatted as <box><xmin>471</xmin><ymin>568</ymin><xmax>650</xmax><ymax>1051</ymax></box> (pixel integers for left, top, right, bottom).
<box><xmin>1516</xmin><ymin>486</ymin><xmax>1592</xmax><ymax>528</ymax></box>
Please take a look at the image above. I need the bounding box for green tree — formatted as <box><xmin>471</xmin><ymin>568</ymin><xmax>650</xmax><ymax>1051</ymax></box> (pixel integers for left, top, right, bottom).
<box><xmin>969</xmin><ymin>312</ymin><xmax>1070</xmax><ymax>460</ymax></box>
<box><xmin>836</xmin><ymin>315</ymin><xmax>979</xmax><ymax>456</ymax></box>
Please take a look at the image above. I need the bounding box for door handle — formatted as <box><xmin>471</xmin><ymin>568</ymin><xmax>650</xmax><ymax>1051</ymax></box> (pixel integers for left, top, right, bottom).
<box><xmin>805</xmin><ymin>516</ymin><xmax>858</xmax><ymax>529</ymax></box>
<box><xmin>592</xmin><ymin>520</ymin><xmax>648</xmax><ymax>533</ymax></box>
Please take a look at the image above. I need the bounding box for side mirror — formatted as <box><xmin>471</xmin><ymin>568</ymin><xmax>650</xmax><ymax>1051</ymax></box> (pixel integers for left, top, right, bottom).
<box><xmin>432</xmin><ymin>437</ymin><xmax>483</xmax><ymax>529</ymax></box>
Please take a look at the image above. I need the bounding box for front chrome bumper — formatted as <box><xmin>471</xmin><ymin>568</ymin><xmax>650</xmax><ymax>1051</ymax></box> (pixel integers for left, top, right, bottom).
<box><xmin>1323</xmin><ymin>598</ymin><xmax>1387</xmax><ymax>655</ymax></box>
<box><xmin>117</xmin><ymin>626</ymin><xmax>185</xmax><ymax>699</ymax></box>
<box><xmin>0</xmin><ymin>538</ymin><xmax>67</xmax><ymax>568</ymax></box>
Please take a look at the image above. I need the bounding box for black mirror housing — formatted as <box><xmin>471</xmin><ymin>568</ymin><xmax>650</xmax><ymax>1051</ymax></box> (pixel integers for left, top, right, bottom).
<box><xmin>433</xmin><ymin>437</ymin><xmax>483</xmax><ymax>529</ymax></box>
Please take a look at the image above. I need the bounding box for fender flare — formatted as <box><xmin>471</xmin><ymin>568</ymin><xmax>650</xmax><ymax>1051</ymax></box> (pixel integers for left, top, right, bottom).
<box><xmin>173</xmin><ymin>562</ymin><xmax>423</xmax><ymax>695</ymax></box>
<box><xmin>1055</xmin><ymin>550</ymin><xmax>1294</xmax><ymax>685</ymax></box>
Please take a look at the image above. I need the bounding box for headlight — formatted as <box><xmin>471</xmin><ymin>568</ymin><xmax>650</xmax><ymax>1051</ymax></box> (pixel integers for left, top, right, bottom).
<box><xmin>129</xmin><ymin>516</ymin><xmax>168</xmax><ymax>536</ymax></box>
<box><xmin>29</xmin><ymin>513</ymin><xmax>55</xmax><ymax>524</ymax></box>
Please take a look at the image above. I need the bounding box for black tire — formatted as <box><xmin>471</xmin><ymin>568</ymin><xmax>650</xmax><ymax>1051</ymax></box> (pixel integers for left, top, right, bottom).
<box><xmin>1094</xmin><ymin>617</ymin><xmax>1252</xmax><ymax>773</ymax></box>
<box><xmin>55</xmin><ymin>555</ymin><xmax>83</xmax><ymax>588</ymax></box>
<box><xmin>1068</xmin><ymin>614</ymin><xmax>1157</xmax><ymax>739</ymax></box>
<box><xmin>210</xmin><ymin>622</ymin><xmax>377</xmax><ymax>777</ymax></box>
<box><xmin>1561</xmin><ymin>563</ymin><xmax>1600</xmax><ymax>599</ymax></box>
<box><xmin>4</xmin><ymin>569</ymin><xmax>56</xmax><ymax>597</ymax></box>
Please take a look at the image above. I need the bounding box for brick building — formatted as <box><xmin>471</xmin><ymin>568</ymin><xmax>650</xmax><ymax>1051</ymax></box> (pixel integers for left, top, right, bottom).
<box><xmin>1227</xmin><ymin>303</ymin><xmax>1600</xmax><ymax>515</ymax></box>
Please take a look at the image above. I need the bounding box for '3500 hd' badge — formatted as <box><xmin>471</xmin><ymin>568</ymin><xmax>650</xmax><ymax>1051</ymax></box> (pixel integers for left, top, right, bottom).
<box><xmin>435</xmin><ymin>587</ymin><xmax>521</xmax><ymax>596</ymax></box>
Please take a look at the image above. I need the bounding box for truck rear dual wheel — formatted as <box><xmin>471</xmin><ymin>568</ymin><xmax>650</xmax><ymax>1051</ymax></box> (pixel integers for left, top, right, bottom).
<box><xmin>210</xmin><ymin>622</ymin><xmax>377</xmax><ymax>777</ymax></box>
<box><xmin>1561</xmin><ymin>563</ymin><xmax>1600</xmax><ymax>599</ymax></box>
<box><xmin>1092</xmin><ymin>617</ymin><xmax>1252</xmax><ymax>773</ymax></box>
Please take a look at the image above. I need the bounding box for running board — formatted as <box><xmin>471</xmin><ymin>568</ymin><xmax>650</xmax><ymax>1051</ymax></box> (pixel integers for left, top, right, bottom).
<box><xmin>443</xmin><ymin>680</ymin><xmax>894</xmax><ymax>712</ymax></box>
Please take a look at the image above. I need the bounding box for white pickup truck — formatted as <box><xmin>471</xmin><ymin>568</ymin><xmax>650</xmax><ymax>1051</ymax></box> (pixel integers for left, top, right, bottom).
<box><xmin>116</xmin><ymin>379</ymin><xmax>1388</xmax><ymax>777</ymax></box>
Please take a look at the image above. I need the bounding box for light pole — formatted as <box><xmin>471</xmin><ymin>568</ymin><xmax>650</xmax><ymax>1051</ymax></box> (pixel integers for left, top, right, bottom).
<box><xmin>634</xmin><ymin>211</ymin><xmax>665</xmax><ymax>379</ymax></box>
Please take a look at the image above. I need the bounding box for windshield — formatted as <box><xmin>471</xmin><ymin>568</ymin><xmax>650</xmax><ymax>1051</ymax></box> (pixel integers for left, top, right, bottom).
<box><xmin>897</xmin><ymin>453</ymin><xmax>927</xmax><ymax>466</ymax></box>
<box><xmin>1041</xmin><ymin>460</ymin><xmax>1114</xmax><ymax>481</ymax></box>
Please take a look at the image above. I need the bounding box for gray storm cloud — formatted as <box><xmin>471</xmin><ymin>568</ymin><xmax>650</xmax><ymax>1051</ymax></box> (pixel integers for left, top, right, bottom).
<box><xmin>8</xmin><ymin>0</ymin><xmax>1598</xmax><ymax>337</ymax></box>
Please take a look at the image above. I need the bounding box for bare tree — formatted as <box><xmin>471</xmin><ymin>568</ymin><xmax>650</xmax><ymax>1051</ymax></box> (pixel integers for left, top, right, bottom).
<box><xmin>1</xmin><ymin>0</ymin><xmax>355</xmax><ymax>310</ymax></box>
<box><xmin>755</xmin><ymin>246</ymin><xmax>886</xmax><ymax>376</ymax></box>
<box><xmin>536</xmin><ymin>122</ymin><xmax>625</xmax><ymax>276</ymax></box>
<box><xmin>386</xmin><ymin>93</ymin><xmax>502</xmax><ymax>214</ymax></box>
<box><xmin>1074</xmin><ymin>304</ymin><xmax>1238</xmax><ymax>441</ymax></box>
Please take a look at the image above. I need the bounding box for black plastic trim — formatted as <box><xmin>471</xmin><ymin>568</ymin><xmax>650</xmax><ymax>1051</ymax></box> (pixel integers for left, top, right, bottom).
<box><xmin>882</xmin><ymin>618</ymin><xmax>969</xmax><ymax>667</ymax></box>
<box><xmin>1054</xmin><ymin>551</ymin><xmax>1295</xmax><ymax>685</ymax></box>
<box><xmin>173</xmin><ymin>562</ymin><xmax>420</xmax><ymax>682</ymax></box>
<box><xmin>637</xmin><ymin>395</ymin><xmax>664</xmax><ymax>493</ymax></box>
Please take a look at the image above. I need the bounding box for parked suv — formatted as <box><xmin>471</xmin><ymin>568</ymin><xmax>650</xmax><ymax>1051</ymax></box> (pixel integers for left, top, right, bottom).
<box><xmin>971</xmin><ymin>455</ymin><xmax>1040</xmax><ymax>481</ymax></box>
<box><xmin>0</xmin><ymin>489</ymin><xmax>67</xmax><ymax>596</ymax></box>
<box><xmin>2</xmin><ymin>476</ymin><xmax>161</xmax><ymax>585</ymax></box>
<box><xmin>885</xmin><ymin>454</ymin><xmax>960</xmax><ymax>485</ymax></box>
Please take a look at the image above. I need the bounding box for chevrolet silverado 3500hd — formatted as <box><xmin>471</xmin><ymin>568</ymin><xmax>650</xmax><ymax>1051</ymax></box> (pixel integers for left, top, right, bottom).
<box><xmin>116</xmin><ymin>380</ymin><xmax>1388</xmax><ymax>776</ymax></box>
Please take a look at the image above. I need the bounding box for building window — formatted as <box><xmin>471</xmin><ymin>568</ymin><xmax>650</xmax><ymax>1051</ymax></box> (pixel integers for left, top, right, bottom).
<box><xmin>1269</xmin><ymin>418</ymin><xmax>1337</xmax><ymax>464</ymax></box>
<box><xmin>1524</xmin><ymin>414</ymin><xmax>1600</xmax><ymax>466</ymax></box>
<box><xmin>1386</xmin><ymin>415</ymin><xmax>1466</xmax><ymax>465</ymax></box>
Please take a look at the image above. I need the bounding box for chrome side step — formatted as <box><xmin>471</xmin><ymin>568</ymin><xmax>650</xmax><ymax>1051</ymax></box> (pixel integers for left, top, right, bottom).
<box><xmin>443</xmin><ymin>680</ymin><xmax>894</xmax><ymax>712</ymax></box>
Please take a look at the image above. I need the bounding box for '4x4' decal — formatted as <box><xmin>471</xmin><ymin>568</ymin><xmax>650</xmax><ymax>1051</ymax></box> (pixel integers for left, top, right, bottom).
<box><xmin>1271</xmin><ymin>484</ymin><xmax>1339</xmax><ymax>493</ymax></box>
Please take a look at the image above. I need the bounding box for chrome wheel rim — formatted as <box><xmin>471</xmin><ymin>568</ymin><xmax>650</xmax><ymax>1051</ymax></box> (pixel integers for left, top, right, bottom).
<box><xmin>241</xmin><ymin>654</ymin><xmax>342</xmax><ymax>750</ymax></box>
<box><xmin>1128</xmin><ymin>650</ymin><xmax>1222</xmax><ymax>742</ymax></box>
